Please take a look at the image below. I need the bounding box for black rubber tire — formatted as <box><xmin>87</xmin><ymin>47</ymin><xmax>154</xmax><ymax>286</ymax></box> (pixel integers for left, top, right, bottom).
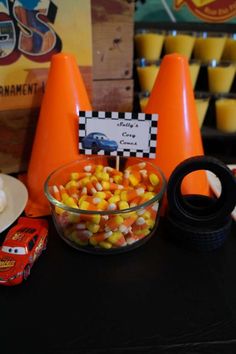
<box><xmin>167</xmin><ymin>211</ymin><xmax>232</xmax><ymax>251</ymax></box>
<box><xmin>167</xmin><ymin>156</ymin><xmax>236</xmax><ymax>227</ymax></box>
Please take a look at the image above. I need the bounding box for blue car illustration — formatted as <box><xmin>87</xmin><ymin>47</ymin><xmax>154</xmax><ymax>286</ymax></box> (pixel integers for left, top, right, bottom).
<box><xmin>82</xmin><ymin>132</ymin><xmax>118</xmax><ymax>152</ymax></box>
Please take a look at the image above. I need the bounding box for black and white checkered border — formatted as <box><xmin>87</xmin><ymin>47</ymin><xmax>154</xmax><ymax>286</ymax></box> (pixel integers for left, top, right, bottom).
<box><xmin>78</xmin><ymin>111</ymin><xmax>158</xmax><ymax>158</ymax></box>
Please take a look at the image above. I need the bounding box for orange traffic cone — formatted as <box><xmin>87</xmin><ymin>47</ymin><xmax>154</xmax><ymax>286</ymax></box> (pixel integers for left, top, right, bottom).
<box><xmin>22</xmin><ymin>52</ymin><xmax>92</xmax><ymax>217</ymax></box>
<box><xmin>144</xmin><ymin>53</ymin><xmax>210</xmax><ymax>207</ymax></box>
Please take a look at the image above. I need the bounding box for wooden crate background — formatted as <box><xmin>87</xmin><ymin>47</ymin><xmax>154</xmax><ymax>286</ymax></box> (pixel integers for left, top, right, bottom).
<box><xmin>92</xmin><ymin>0</ymin><xmax>134</xmax><ymax>112</ymax></box>
<box><xmin>0</xmin><ymin>0</ymin><xmax>134</xmax><ymax>173</ymax></box>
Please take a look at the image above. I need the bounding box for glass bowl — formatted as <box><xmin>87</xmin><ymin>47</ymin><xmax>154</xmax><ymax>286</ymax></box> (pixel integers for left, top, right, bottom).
<box><xmin>44</xmin><ymin>156</ymin><xmax>166</xmax><ymax>254</ymax></box>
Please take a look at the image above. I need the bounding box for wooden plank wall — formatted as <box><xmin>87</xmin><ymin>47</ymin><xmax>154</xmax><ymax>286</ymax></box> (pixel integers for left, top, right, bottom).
<box><xmin>0</xmin><ymin>0</ymin><xmax>134</xmax><ymax>173</ymax></box>
<box><xmin>92</xmin><ymin>0</ymin><xmax>134</xmax><ymax>111</ymax></box>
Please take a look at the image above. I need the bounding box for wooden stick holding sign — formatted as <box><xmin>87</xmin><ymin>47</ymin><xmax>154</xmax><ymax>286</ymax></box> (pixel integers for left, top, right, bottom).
<box><xmin>78</xmin><ymin>111</ymin><xmax>158</xmax><ymax>170</ymax></box>
<box><xmin>115</xmin><ymin>155</ymin><xmax>120</xmax><ymax>171</ymax></box>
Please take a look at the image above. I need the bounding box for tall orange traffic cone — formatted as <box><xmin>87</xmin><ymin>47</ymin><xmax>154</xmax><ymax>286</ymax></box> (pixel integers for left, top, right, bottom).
<box><xmin>144</xmin><ymin>53</ymin><xmax>210</xmax><ymax>206</ymax></box>
<box><xmin>22</xmin><ymin>52</ymin><xmax>92</xmax><ymax>217</ymax></box>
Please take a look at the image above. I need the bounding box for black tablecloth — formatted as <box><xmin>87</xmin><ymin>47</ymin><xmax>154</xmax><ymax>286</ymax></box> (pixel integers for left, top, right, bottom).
<box><xmin>1</xmin><ymin>217</ymin><xmax>236</xmax><ymax>354</ymax></box>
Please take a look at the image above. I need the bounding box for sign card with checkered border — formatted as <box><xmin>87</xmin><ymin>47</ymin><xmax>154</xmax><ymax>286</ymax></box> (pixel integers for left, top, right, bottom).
<box><xmin>78</xmin><ymin>111</ymin><xmax>158</xmax><ymax>158</ymax></box>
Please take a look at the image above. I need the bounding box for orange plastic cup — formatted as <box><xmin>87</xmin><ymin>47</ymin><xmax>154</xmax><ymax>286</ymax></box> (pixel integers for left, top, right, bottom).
<box><xmin>189</xmin><ymin>59</ymin><xmax>201</xmax><ymax>89</ymax></box>
<box><xmin>193</xmin><ymin>32</ymin><xmax>227</xmax><ymax>61</ymax></box>
<box><xmin>222</xmin><ymin>33</ymin><xmax>236</xmax><ymax>61</ymax></box>
<box><xmin>195</xmin><ymin>92</ymin><xmax>211</xmax><ymax>128</ymax></box>
<box><xmin>134</xmin><ymin>29</ymin><xmax>165</xmax><ymax>61</ymax></box>
<box><xmin>136</xmin><ymin>59</ymin><xmax>161</xmax><ymax>92</ymax></box>
<box><xmin>138</xmin><ymin>92</ymin><xmax>150</xmax><ymax>112</ymax></box>
<box><xmin>215</xmin><ymin>95</ymin><xmax>236</xmax><ymax>133</ymax></box>
<box><xmin>207</xmin><ymin>60</ymin><xmax>235</xmax><ymax>93</ymax></box>
<box><xmin>164</xmin><ymin>30</ymin><xmax>196</xmax><ymax>59</ymax></box>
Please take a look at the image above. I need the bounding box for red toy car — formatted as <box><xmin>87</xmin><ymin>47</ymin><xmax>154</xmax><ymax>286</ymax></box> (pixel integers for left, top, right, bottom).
<box><xmin>0</xmin><ymin>217</ymin><xmax>48</xmax><ymax>286</ymax></box>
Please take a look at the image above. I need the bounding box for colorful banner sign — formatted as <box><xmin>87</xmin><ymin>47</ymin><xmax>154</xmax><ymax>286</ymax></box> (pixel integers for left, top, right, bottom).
<box><xmin>0</xmin><ymin>0</ymin><xmax>92</xmax><ymax>111</ymax></box>
<box><xmin>135</xmin><ymin>0</ymin><xmax>236</xmax><ymax>23</ymax></box>
<box><xmin>175</xmin><ymin>0</ymin><xmax>236</xmax><ymax>22</ymax></box>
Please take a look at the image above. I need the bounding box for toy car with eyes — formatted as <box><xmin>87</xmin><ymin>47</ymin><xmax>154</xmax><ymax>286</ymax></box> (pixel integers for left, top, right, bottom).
<box><xmin>0</xmin><ymin>217</ymin><xmax>48</xmax><ymax>286</ymax></box>
<box><xmin>82</xmin><ymin>132</ymin><xmax>118</xmax><ymax>152</ymax></box>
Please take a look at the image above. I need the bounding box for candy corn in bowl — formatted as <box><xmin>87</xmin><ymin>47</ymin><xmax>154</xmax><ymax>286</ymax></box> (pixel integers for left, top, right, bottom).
<box><xmin>44</xmin><ymin>156</ymin><xmax>166</xmax><ymax>254</ymax></box>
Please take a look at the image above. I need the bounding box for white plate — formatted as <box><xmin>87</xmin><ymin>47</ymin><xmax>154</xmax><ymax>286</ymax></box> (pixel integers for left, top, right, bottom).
<box><xmin>0</xmin><ymin>174</ymin><xmax>28</xmax><ymax>233</ymax></box>
<box><xmin>207</xmin><ymin>165</ymin><xmax>236</xmax><ymax>221</ymax></box>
